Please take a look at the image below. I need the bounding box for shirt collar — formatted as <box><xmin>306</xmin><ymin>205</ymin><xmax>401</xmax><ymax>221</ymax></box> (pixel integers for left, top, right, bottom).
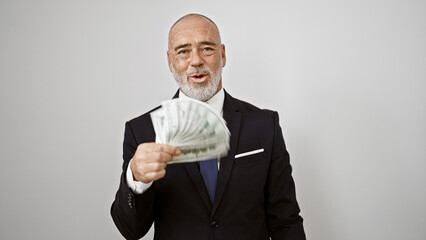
<box><xmin>179</xmin><ymin>88</ymin><xmax>225</xmax><ymax>115</ymax></box>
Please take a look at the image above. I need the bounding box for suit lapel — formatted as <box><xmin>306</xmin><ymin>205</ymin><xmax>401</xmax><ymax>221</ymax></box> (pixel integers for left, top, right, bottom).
<box><xmin>212</xmin><ymin>91</ymin><xmax>241</xmax><ymax>214</ymax></box>
<box><xmin>174</xmin><ymin>90</ymin><xmax>211</xmax><ymax>209</ymax></box>
<box><xmin>183</xmin><ymin>162</ymin><xmax>213</xmax><ymax>210</ymax></box>
<box><xmin>179</xmin><ymin>90</ymin><xmax>241</xmax><ymax>212</ymax></box>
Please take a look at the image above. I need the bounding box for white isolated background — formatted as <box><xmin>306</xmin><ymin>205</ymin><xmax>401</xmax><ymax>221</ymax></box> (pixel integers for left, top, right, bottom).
<box><xmin>0</xmin><ymin>0</ymin><xmax>425</xmax><ymax>239</ymax></box>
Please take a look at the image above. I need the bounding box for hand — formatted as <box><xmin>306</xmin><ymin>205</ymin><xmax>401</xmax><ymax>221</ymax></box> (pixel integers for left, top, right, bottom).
<box><xmin>130</xmin><ymin>143</ymin><xmax>181</xmax><ymax>183</ymax></box>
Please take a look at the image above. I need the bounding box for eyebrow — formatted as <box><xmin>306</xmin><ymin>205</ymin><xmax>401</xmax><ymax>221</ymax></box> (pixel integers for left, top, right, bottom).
<box><xmin>174</xmin><ymin>43</ymin><xmax>190</xmax><ymax>51</ymax></box>
<box><xmin>200</xmin><ymin>41</ymin><xmax>217</xmax><ymax>46</ymax></box>
<box><xmin>173</xmin><ymin>41</ymin><xmax>218</xmax><ymax>51</ymax></box>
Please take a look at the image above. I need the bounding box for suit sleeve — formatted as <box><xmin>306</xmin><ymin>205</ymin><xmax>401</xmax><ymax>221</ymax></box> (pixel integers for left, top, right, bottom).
<box><xmin>110</xmin><ymin>121</ymin><xmax>156</xmax><ymax>240</ymax></box>
<box><xmin>266</xmin><ymin>112</ymin><xmax>306</xmax><ymax>240</ymax></box>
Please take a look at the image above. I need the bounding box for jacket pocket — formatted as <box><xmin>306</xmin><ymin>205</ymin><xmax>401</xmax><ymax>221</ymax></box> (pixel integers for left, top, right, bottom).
<box><xmin>234</xmin><ymin>150</ymin><xmax>265</xmax><ymax>166</ymax></box>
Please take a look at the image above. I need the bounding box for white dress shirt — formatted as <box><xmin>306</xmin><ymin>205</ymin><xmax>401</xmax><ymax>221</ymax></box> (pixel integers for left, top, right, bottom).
<box><xmin>126</xmin><ymin>88</ymin><xmax>225</xmax><ymax>194</ymax></box>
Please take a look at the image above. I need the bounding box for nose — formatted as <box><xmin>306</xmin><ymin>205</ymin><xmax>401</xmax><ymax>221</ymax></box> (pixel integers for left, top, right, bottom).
<box><xmin>190</xmin><ymin>49</ymin><xmax>204</xmax><ymax>67</ymax></box>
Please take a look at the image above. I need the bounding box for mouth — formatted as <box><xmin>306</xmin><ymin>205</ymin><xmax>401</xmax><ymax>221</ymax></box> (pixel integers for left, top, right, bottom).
<box><xmin>189</xmin><ymin>74</ymin><xmax>208</xmax><ymax>83</ymax></box>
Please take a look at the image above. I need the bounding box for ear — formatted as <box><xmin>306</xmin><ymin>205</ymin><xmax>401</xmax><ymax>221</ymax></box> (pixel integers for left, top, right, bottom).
<box><xmin>221</xmin><ymin>44</ymin><xmax>226</xmax><ymax>67</ymax></box>
<box><xmin>167</xmin><ymin>50</ymin><xmax>173</xmax><ymax>72</ymax></box>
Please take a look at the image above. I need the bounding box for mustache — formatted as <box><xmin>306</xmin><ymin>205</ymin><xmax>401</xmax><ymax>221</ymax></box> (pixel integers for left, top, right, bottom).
<box><xmin>186</xmin><ymin>67</ymin><xmax>211</xmax><ymax>76</ymax></box>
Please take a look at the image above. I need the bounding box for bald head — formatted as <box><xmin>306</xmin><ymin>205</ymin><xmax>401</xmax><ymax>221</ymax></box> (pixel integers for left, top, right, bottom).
<box><xmin>168</xmin><ymin>14</ymin><xmax>222</xmax><ymax>50</ymax></box>
<box><xmin>166</xmin><ymin>14</ymin><xmax>226</xmax><ymax>101</ymax></box>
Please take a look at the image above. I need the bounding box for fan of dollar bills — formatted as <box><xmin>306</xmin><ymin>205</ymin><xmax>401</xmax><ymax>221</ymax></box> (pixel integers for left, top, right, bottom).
<box><xmin>150</xmin><ymin>98</ymin><xmax>231</xmax><ymax>164</ymax></box>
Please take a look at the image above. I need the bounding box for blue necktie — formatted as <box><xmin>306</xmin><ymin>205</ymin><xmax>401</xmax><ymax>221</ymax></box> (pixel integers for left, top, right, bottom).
<box><xmin>199</xmin><ymin>158</ymin><xmax>218</xmax><ymax>204</ymax></box>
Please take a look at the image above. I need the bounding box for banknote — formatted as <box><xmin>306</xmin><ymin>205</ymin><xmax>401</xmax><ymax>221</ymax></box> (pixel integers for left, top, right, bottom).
<box><xmin>150</xmin><ymin>98</ymin><xmax>230</xmax><ymax>163</ymax></box>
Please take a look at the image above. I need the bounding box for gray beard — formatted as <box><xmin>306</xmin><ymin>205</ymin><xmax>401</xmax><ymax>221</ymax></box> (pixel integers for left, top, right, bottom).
<box><xmin>172</xmin><ymin>65</ymin><xmax>222</xmax><ymax>101</ymax></box>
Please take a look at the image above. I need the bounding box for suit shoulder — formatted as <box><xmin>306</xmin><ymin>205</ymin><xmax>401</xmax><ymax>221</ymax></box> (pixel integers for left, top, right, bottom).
<box><xmin>127</xmin><ymin>105</ymin><xmax>161</xmax><ymax>126</ymax></box>
<box><xmin>124</xmin><ymin>106</ymin><xmax>160</xmax><ymax>143</ymax></box>
<box><xmin>232</xmin><ymin>96</ymin><xmax>276</xmax><ymax>117</ymax></box>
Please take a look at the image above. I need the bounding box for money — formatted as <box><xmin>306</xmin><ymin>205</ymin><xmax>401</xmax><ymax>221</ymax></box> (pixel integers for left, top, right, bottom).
<box><xmin>150</xmin><ymin>98</ymin><xmax>230</xmax><ymax>163</ymax></box>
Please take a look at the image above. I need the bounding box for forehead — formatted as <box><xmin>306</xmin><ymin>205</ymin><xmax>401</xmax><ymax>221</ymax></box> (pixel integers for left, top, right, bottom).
<box><xmin>168</xmin><ymin>17</ymin><xmax>220</xmax><ymax>48</ymax></box>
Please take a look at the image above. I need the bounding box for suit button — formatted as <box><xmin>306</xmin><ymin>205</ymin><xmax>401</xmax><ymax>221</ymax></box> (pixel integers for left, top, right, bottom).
<box><xmin>210</xmin><ymin>221</ymin><xmax>218</xmax><ymax>230</ymax></box>
<box><xmin>127</xmin><ymin>194</ymin><xmax>133</xmax><ymax>208</ymax></box>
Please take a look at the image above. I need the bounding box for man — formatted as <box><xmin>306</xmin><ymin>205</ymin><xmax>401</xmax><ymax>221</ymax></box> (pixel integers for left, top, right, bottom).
<box><xmin>111</xmin><ymin>13</ymin><xmax>306</xmax><ymax>240</ymax></box>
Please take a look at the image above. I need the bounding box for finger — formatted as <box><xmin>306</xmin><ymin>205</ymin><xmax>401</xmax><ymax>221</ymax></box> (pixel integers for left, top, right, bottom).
<box><xmin>138</xmin><ymin>143</ymin><xmax>181</xmax><ymax>155</ymax></box>
<box><xmin>141</xmin><ymin>161</ymin><xmax>168</xmax><ymax>173</ymax></box>
<box><xmin>132</xmin><ymin>151</ymin><xmax>173</xmax><ymax>169</ymax></box>
<box><xmin>132</xmin><ymin>154</ymin><xmax>170</xmax><ymax>173</ymax></box>
<box><xmin>143</xmin><ymin>151</ymin><xmax>174</xmax><ymax>163</ymax></box>
<box><xmin>131</xmin><ymin>162</ymin><xmax>167</xmax><ymax>183</ymax></box>
<box><xmin>144</xmin><ymin>169</ymin><xmax>166</xmax><ymax>182</ymax></box>
<box><xmin>135</xmin><ymin>169</ymin><xmax>166</xmax><ymax>183</ymax></box>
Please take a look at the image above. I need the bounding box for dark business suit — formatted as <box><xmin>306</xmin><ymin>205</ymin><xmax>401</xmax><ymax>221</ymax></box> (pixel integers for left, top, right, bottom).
<box><xmin>111</xmin><ymin>90</ymin><xmax>305</xmax><ymax>240</ymax></box>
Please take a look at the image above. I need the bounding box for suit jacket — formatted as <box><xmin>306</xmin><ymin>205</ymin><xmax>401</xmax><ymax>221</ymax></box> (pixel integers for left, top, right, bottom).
<box><xmin>111</xmin><ymin>90</ymin><xmax>306</xmax><ymax>240</ymax></box>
